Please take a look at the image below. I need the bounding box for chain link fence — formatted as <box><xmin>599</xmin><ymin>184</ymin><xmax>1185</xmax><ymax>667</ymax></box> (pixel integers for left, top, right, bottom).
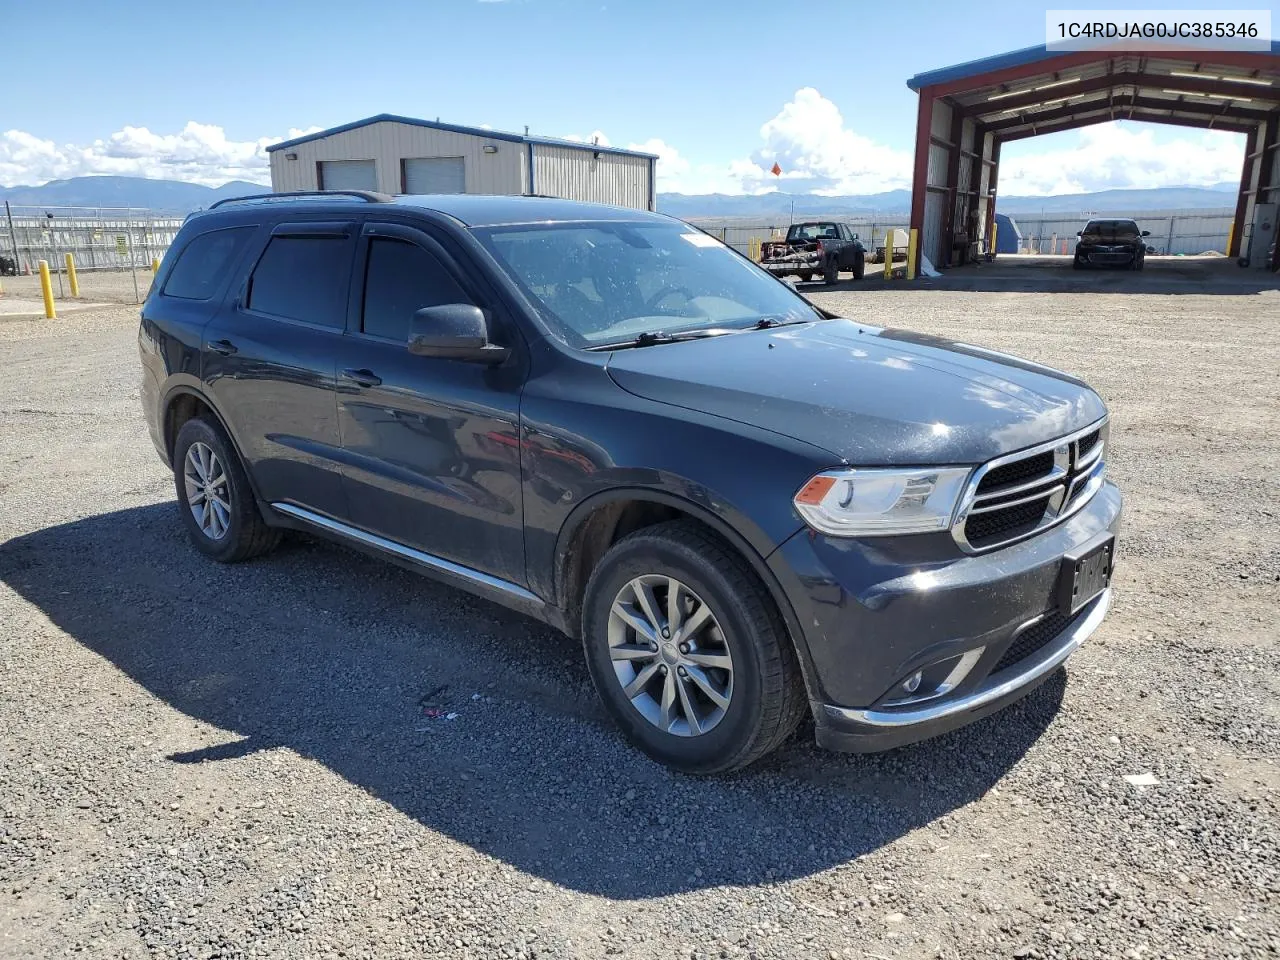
<box><xmin>686</xmin><ymin>219</ymin><xmax>908</xmax><ymax>261</ymax></box>
<box><xmin>1004</xmin><ymin>210</ymin><xmax>1234</xmax><ymax>257</ymax></box>
<box><xmin>688</xmin><ymin>210</ymin><xmax>1237</xmax><ymax>263</ymax></box>
<box><xmin>2</xmin><ymin>204</ymin><xmax>185</xmax><ymax>302</ymax></box>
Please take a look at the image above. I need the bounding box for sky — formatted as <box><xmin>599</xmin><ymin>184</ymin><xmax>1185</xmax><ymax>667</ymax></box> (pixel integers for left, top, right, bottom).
<box><xmin>0</xmin><ymin>0</ymin><xmax>1270</xmax><ymax>197</ymax></box>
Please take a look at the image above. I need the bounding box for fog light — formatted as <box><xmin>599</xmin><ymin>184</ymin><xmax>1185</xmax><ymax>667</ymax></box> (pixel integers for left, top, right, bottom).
<box><xmin>882</xmin><ymin>648</ymin><xmax>985</xmax><ymax>708</ymax></box>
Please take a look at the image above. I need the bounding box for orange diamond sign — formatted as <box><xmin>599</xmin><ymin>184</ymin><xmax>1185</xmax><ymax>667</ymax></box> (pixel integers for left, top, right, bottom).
<box><xmin>770</xmin><ymin>162</ymin><xmax>782</xmax><ymax>177</ymax></box>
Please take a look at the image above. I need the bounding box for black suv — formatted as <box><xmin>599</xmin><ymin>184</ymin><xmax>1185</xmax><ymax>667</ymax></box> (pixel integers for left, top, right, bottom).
<box><xmin>1074</xmin><ymin>218</ymin><xmax>1150</xmax><ymax>270</ymax></box>
<box><xmin>140</xmin><ymin>191</ymin><xmax>1122</xmax><ymax>773</ymax></box>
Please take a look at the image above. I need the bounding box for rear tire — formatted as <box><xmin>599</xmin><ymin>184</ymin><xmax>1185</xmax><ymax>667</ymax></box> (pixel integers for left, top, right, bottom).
<box><xmin>823</xmin><ymin>259</ymin><xmax>839</xmax><ymax>285</ymax></box>
<box><xmin>798</xmin><ymin>272</ymin><xmax>813</xmax><ymax>283</ymax></box>
<box><xmin>172</xmin><ymin>417</ymin><xmax>280</xmax><ymax>563</ymax></box>
<box><xmin>581</xmin><ymin>521</ymin><xmax>807</xmax><ymax>774</ymax></box>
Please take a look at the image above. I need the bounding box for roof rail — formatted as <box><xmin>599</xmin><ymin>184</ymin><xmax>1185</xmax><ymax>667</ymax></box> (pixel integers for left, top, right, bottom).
<box><xmin>208</xmin><ymin>190</ymin><xmax>394</xmax><ymax>209</ymax></box>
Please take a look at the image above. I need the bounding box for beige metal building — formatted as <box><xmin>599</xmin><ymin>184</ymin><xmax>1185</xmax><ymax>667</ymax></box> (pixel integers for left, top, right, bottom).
<box><xmin>266</xmin><ymin>114</ymin><xmax>658</xmax><ymax>210</ymax></box>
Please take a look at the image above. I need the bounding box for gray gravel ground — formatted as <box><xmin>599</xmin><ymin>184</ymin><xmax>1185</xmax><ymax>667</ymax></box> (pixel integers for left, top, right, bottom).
<box><xmin>1</xmin><ymin>280</ymin><xmax>1277</xmax><ymax>959</ymax></box>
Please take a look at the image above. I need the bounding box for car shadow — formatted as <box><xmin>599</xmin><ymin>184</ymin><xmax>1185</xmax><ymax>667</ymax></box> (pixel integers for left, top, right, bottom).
<box><xmin>1</xmin><ymin>503</ymin><xmax>1067</xmax><ymax>900</ymax></box>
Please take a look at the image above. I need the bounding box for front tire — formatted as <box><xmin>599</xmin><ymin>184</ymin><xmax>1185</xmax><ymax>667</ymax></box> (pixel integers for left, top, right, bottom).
<box><xmin>172</xmin><ymin>417</ymin><xmax>280</xmax><ymax>563</ymax></box>
<box><xmin>582</xmin><ymin>521</ymin><xmax>806</xmax><ymax>774</ymax></box>
<box><xmin>852</xmin><ymin>253</ymin><xmax>865</xmax><ymax>280</ymax></box>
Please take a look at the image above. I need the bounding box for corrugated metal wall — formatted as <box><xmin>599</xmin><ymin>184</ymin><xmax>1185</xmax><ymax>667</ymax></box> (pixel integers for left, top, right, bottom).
<box><xmin>921</xmin><ymin>100</ymin><xmax>953</xmax><ymax>265</ymax></box>
<box><xmin>531</xmin><ymin>144</ymin><xmax>651</xmax><ymax>210</ymax></box>
<box><xmin>975</xmin><ymin>130</ymin><xmax>995</xmax><ymax>255</ymax></box>
<box><xmin>269</xmin><ymin>121</ymin><xmax>524</xmax><ymax>195</ymax></box>
<box><xmin>1012</xmin><ymin>208</ymin><xmax>1235</xmax><ymax>255</ymax></box>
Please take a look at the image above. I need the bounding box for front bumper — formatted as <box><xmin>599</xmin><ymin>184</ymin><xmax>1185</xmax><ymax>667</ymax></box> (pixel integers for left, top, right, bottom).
<box><xmin>816</xmin><ymin>588</ymin><xmax>1110</xmax><ymax>751</ymax></box>
<box><xmin>768</xmin><ymin>480</ymin><xmax>1122</xmax><ymax>752</ymax></box>
<box><xmin>1079</xmin><ymin>247</ymin><xmax>1135</xmax><ymax>265</ymax></box>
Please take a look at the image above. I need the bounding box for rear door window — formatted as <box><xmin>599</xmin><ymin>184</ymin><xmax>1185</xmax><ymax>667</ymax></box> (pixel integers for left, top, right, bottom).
<box><xmin>163</xmin><ymin>227</ymin><xmax>254</xmax><ymax>300</ymax></box>
<box><xmin>246</xmin><ymin>235</ymin><xmax>352</xmax><ymax>327</ymax></box>
<box><xmin>360</xmin><ymin>237</ymin><xmax>472</xmax><ymax>342</ymax></box>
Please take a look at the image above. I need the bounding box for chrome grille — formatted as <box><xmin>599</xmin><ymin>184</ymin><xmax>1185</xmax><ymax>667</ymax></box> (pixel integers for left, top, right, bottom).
<box><xmin>954</xmin><ymin>420</ymin><xmax>1109</xmax><ymax>552</ymax></box>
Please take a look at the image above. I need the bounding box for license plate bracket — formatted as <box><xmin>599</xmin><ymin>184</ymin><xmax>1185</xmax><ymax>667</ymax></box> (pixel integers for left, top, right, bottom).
<box><xmin>1057</xmin><ymin>536</ymin><xmax>1114</xmax><ymax>616</ymax></box>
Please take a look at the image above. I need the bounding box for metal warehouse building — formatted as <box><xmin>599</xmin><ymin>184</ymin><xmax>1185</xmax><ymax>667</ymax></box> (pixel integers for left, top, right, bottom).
<box><xmin>905</xmin><ymin>42</ymin><xmax>1280</xmax><ymax>269</ymax></box>
<box><xmin>266</xmin><ymin>114</ymin><xmax>658</xmax><ymax>210</ymax></box>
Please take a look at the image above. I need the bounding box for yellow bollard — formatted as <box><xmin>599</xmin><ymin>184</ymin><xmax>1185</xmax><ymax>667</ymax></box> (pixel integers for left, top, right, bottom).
<box><xmin>883</xmin><ymin>230</ymin><xmax>894</xmax><ymax>280</ymax></box>
<box><xmin>990</xmin><ymin>221</ymin><xmax>999</xmax><ymax>260</ymax></box>
<box><xmin>38</xmin><ymin>260</ymin><xmax>56</xmax><ymax>319</ymax></box>
<box><xmin>151</xmin><ymin>256</ymin><xmax>160</xmax><ymax>274</ymax></box>
<box><xmin>907</xmin><ymin>228</ymin><xmax>919</xmax><ymax>280</ymax></box>
<box><xmin>65</xmin><ymin>253</ymin><xmax>79</xmax><ymax>298</ymax></box>
<box><xmin>1225</xmin><ymin>222</ymin><xmax>1235</xmax><ymax>257</ymax></box>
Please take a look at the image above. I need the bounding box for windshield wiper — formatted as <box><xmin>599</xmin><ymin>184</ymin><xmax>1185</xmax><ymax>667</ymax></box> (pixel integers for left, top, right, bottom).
<box><xmin>751</xmin><ymin>315</ymin><xmax>815</xmax><ymax>329</ymax></box>
<box><xmin>587</xmin><ymin>327</ymin><xmax>737</xmax><ymax>351</ymax></box>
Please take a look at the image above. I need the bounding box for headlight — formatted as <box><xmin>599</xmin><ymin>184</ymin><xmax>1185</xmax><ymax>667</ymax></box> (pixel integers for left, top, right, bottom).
<box><xmin>793</xmin><ymin>466</ymin><xmax>972</xmax><ymax>537</ymax></box>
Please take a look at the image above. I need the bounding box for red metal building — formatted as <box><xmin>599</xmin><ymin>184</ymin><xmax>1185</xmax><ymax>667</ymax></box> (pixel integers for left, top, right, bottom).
<box><xmin>906</xmin><ymin>43</ymin><xmax>1280</xmax><ymax>268</ymax></box>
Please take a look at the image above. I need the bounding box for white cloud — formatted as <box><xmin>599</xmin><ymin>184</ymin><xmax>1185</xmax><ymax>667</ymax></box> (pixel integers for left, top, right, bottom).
<box><xmin>745</xmin><ymin>87</ymin><xmax>913</xmax><ymax>195</ymax></box>
<box><xmin>999</xmin><ymin>122</ymin><xmax>1244</xmax><ymax>196</ymax></box>
<box><xmin>629</xmin><ymin>88</ymin><xmax>914</xmax><ymax>197</ymax></box>
<box><xmin>1</xmin><ymin>101</ymin><xmax>1247</xmax><ymax>201</ymax></box>
<box><xmin>0</xmin><ymin>122</ymin><xmax>320</xmax><ymax>188</ymax></box>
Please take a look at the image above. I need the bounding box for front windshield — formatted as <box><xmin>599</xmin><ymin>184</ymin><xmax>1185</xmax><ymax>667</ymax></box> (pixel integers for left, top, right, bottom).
<box><xmin>473</xmin><ymin>221</ymin><xmax>823</xmax><ymax>346</ymax></box>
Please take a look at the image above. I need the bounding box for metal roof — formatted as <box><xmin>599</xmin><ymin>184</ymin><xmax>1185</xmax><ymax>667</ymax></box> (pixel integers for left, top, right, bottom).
<box><xmin>907</xmin><ymin>44</ymin><xmax>1280</xmax><ymax>140</ymax></box>
<box><xmin>908</xmin><ymin>41</ymin><xmax>1280</xmax><ymax>90</ymax></box>
<box><xmin>265</xmin><ymin>113</ymin><xmax>658</xmax><ymax>161</ymax></box>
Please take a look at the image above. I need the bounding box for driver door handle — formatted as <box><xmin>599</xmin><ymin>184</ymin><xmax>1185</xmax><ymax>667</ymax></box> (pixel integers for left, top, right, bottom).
<box><xmin>209</xmin><ymin>338</ymin><xmax>238</xmax><ymax>356</ymax></box>
<box><xmin>341</xmin><ymin>368</ymin><xmax>382</xmax><ymax>388</ymax></box>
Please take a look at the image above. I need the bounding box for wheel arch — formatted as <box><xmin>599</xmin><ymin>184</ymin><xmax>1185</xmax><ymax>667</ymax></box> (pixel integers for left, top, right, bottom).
<box><xmin>552</xmin><ymin>487</ymin><xmax>819</xmax><ymax>701</ymax></box>
<box><xmin>160</xmin><ymin>385</ymin><xmax>265</xmax><ymax>503</ymax></box>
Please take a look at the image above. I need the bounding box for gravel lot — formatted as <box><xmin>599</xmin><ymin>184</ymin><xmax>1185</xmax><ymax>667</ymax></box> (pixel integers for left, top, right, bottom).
<box><xmin>1</xmin><ymin>279</ymin><xmax>1277</xmax><ymax>959</ymax></box>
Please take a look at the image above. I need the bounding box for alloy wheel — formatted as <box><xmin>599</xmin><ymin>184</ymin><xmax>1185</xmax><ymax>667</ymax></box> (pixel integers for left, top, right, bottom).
<box><xmin>183</xmin><ymin>441</ymin><xmax>232</xmax><ymax>541</ymax></box>
<box><xmin>607</xmin><ymin>574</ymin><xmax>734</xmax><ymax>737</ymax></box>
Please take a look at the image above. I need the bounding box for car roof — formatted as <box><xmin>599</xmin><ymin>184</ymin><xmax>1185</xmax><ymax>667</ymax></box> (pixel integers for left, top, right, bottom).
<box><xmin>390</xmin><ymin>194</ymin><xmax>670</xmax><ymax>227</ymax></box>
<box><xmin>189</xmin><ymin>193</ymin><xmax>673</xmax><ymax>230</ymax></box>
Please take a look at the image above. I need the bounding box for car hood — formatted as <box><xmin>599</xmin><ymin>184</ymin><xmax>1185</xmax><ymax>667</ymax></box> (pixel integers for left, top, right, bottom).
<box><xmin>604</xmin><ymin>319</ymin><xmax>1107</xmax><ymax>465</ymax></box>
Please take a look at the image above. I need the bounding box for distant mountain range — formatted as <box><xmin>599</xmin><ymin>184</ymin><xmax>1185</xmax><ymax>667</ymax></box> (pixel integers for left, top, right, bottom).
<box><xmin>0</xmin><ymin>176</ymin><xmax>266</xmax><ymax>211</ymax></box>
<box><xmin>663</xmin><ymin>184</ymin><xmax>1238</xmax><ymax>219</ymax></box>
<box><xmin>0</xmin><ymin>174</ymin><xmax>1239</xmax><ymax>218</ymax></box>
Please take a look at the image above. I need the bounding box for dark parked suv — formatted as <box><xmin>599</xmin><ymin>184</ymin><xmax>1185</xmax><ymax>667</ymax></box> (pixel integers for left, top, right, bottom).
<box><xmin>139</xmin><ymin>191</ymin><xmax>1122</xmax><ymax>773</ymax></box>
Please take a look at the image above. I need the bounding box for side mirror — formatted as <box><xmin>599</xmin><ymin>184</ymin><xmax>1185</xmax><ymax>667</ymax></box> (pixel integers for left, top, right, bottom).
<box><xmin>851</xmin><ymin>232</ymin><xmax>859</xmax><ymax>240</ymax></box>
<box><xmin>1076</xmin><ymin>231</ymin><xmax>1083</xmax><ymax>237</ymax></box>
<box><xmin>1141</xmin><ymin>230</ymin><xmax>1150</xmax><ymax>237</ymax></box>
<box><xmin>408</xmin><ymin>304</ymin><xmax>509</xmax><ymax>363</ymax></box>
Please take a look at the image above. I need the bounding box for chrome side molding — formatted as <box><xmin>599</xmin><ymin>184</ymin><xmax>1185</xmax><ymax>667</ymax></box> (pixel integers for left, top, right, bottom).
<box><xmin>270</xmin><ymin>502</ymin><xmax>544</xmax><ymax>609</ymax></box>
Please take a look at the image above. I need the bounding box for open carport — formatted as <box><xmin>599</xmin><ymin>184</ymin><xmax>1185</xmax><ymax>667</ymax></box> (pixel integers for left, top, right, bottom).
<box><xmin>905</xmin><ymin>42</ymin><xmax>1280</xmax><ymax>272</ymax></box>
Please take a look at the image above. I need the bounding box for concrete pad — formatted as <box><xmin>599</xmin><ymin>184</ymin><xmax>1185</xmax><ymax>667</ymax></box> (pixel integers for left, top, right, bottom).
<box><xmin>0</xmin><ymin>297</ymin><xmax>112</xmax><ymax>320</ymax></box>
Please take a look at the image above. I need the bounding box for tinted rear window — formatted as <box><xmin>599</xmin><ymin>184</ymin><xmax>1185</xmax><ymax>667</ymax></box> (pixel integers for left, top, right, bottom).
<box><xmin>247</xmin><ymin>236</ymin><xmax>351</xmax><ymax>327</ymax></box>
<box><xmin>163</xmin><ymin>227</ymin><xmax>254</xmax><ymax>300</ymax></box>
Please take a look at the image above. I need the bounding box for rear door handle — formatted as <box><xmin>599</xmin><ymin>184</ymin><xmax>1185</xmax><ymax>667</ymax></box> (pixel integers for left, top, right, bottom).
<box><xmin>209</xmin><ymin>338</ymin><xmax>238</xmax><ymax>356</ymax></box>
<box><xmin>341</xmin><ymin>368</ymin><xmax>382</xmax><ymax>388</ymax></box>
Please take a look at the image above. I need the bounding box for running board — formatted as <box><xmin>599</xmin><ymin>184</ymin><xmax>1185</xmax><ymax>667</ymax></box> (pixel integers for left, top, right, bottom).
<box><xmin>270</xmin><ymin>502</ymin><xmax>546</xmax><ymax>615</ymax></box>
